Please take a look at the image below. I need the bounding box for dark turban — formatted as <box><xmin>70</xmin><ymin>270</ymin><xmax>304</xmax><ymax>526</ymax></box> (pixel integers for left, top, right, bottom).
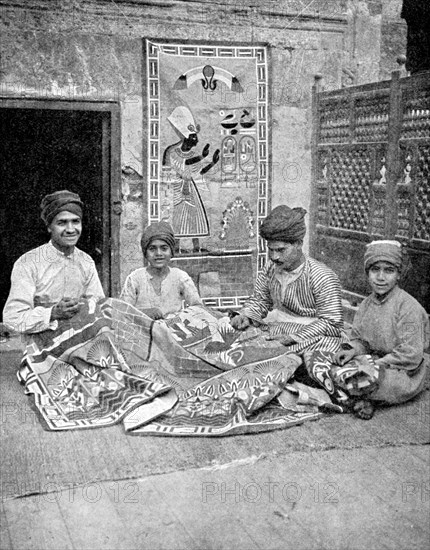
<box><xmin>141</xmin><ymin>221</ymin><xmax>175</xmax><ymax>256</ymax></box>
<box><xmin>364</xmin><ymin>240</ymin><xmax>403</xmax><ymax>271</ymax></box>
<box><xmin>260</xmin><ymin>205</ymin><xmax>307</xmax><ymax>243</ymax></box>
<box><xmin>40</xmin><ymin>190</ymin><xmax>83</xmax><ymax>226</ymax></box>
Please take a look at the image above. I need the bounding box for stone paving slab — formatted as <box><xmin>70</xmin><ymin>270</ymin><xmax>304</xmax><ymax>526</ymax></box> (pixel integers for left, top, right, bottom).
<box><xmin>1</xmin><ymin>446</ymin><xmax>429</xmax><ymax>550</ymax></box>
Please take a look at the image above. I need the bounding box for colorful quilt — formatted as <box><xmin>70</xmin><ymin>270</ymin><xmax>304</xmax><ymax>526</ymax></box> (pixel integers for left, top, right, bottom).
<box><xmin>18</xmin><ymin>299</ymin><xmax>323</xmax><ymax>434</ymax></box>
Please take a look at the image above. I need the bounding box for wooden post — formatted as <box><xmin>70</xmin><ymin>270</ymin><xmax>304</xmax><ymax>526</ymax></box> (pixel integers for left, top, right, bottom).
<box><xmin>385</xmin><ymin>69</ymin><xmax>402</xmax><ymax>238</ymax></box>
<box><xmin>309</xmin><ymin>74</ymin><xmax>322</xmax><ymax>257</ymax></box>
<box><xmin>109</xmin><ymin>105</ymin><xmax>122</xmax><ymax>298</ymax></box>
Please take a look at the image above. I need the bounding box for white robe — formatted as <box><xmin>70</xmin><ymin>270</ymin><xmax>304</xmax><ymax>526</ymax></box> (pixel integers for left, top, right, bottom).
<box><xmin>3</xmin><ymin>241</ymin><xmax>104</xmax><ymax>333</ymax></box>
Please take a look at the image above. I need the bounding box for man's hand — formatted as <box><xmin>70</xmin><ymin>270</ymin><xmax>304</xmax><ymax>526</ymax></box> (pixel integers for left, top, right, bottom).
<box><xmin>142</xmin><ymin>307</ymin><xmax>164</xmax><ymax>320</ymax></box>
<box><xmin>335</xmin><ymin>347</ymin><xmax>356</xmax><ymax>365</ymax></box>
<box><xmin>51</xmin><ymin>298</ymin><xmax>81</xmax><ymax>321</ymax></box>
<box><xmin>265</xmin><ymin>333</ymin><xmax>297</xmax><ymax>346</ymax></box>
<box><xmin>230</xmin><ymin>314</ymin><xmax>251</xmax><ymax>330</ymax></box>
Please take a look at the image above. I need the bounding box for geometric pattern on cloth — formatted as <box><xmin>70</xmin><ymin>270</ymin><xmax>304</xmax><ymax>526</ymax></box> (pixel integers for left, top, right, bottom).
<box><xmin>130</xmin><ymin>406</ymin><xmax>321</xmax><ymax>437</ymax></box>
<box><xmin>23</xmin><ymin>365</ymin><xmax>170</xmax><ymax>431</ymax></box>
<box><xmin>130</xmin><ymin>359</ymin><xmax>321</xmax><ymax>436</ymax></box>
<box><xmin>18</xmin><ymin>299</ymin><xmax>322</xmax><ymax>435</ymax></box>
<box><xmin>303</xmin><ymin>350</ymin><xmax>380</xmax><ymax>410</ymax></box>
<box><xmin>164</xmin><ymin>306</ymin><xmax>302</xmax><ymax>371</ymax></box>
<box><xmin>18</xmin><ymin>299</ymin><xmax>172</xmax><ymax>430</ymax></box>
<box><xmin>331</xmin><ymin>354</ymin><xmax>380</xmax><ymax>396</ymax></box>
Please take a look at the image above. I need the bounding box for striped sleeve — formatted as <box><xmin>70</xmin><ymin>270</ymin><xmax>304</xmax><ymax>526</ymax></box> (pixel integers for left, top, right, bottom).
<box><xmin>241</xmin><ymin>264</ymin><xmax>274</xmax><ymax>321</ymax></box>
<box><xmin>291</xmin><ymin>261</ymin><xmax>343</xmax><ymax>341</ymax></box>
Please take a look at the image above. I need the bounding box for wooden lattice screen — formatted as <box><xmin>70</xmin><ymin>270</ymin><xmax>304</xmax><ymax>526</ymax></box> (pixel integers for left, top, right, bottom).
<box><xmin>310</xmin><ymin>70</ymin><xmax>430</xmax><ymax>312</ymax></box>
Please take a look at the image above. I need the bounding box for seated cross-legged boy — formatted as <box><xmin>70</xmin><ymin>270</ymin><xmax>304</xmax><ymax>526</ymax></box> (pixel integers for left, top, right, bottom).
<box><xmin>336</xmin><ymin>240</ymin><xmax>429</xmax><ymax>419</ymax></box>
<box><xmin>120</xmin><ymin>221</ymin><xmax>202</xmax><ymax>320</ymax></box>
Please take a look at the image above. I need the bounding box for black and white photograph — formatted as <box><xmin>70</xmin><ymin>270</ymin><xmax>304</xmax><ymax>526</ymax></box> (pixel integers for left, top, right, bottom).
<box><xmin>0</xmin><ymin>1</ymin><xmax>429</xmax><ymax>549</ymax></box>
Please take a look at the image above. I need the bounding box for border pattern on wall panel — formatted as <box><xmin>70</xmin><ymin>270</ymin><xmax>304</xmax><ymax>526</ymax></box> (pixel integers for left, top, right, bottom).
<box><xmin>144</xmin><ymin>39</ymin><xmax>271</xmax><ymax>308</ymax></box>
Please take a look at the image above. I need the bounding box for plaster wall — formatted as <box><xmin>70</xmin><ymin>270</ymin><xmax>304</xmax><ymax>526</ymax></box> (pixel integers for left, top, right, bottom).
<box><xmin>0</xmin><ymin>0</ymin><xmax>406</xmax><ymax>290</ymax></box>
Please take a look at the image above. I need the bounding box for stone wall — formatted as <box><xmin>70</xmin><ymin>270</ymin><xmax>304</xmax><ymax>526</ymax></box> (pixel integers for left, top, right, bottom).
<box><xmin>0</xmin><ymin>0</ymin><xmax>407</xmax><ymax>293</ymax></box>
<box><xmin>172</xmin><ymin>251</ymin><xmax>254</xmax><ymax>308</ymax></box>
<box><xmin>380</xmin><ymin>0</ymin><xmax>407</xmax><ymax>80</ymax></box>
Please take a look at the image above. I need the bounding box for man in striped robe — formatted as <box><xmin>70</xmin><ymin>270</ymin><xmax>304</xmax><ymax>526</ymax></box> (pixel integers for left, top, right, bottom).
<box><xmin>231</xmin><ymin>205</ymin><xmax>344</xmax><ymax>355</ymax></box>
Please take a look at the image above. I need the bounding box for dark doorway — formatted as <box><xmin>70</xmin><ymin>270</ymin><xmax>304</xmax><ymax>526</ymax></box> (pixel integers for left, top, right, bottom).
<box><xmin>0</xmin><ymin>104</ymin><xmax>119</xmax><ymax>317</ymax></box>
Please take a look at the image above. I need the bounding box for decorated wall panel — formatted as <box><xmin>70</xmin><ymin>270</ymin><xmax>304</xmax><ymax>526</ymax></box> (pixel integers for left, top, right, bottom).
<box><xmin>144</xmin><ymin>39</ymin><xmax>270</xmax><ymax>308</ymax></box>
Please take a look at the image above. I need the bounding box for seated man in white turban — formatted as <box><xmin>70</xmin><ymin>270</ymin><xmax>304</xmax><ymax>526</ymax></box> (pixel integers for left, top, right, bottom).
<box><xmin>3</xmin><ymin>190</ymin><xmax>105</xmax><ymax>334</ymax></box>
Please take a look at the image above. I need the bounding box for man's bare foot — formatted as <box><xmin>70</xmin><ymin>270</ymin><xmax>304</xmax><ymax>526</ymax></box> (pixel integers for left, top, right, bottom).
<box><xmin>353</xmin><ymin>399</ymin><xmax>375</xmax><ymax>420</ymax></box>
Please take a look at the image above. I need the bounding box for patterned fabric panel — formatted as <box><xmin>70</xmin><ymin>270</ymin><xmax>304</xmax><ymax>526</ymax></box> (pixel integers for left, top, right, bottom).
<box><xmin>18</xmin><ymin>299</ymin><xmax>333</xmax><ymax>434</ymax></box>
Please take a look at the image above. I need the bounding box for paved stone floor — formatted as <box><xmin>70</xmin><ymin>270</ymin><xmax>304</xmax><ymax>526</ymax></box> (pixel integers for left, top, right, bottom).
<box><xmin>1</xmin><ymin>445</ymin><xmax>429</xmax><ymax>550</ymax></box>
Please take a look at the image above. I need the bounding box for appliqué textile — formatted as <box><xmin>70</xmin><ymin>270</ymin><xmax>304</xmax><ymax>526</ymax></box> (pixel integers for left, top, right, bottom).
<box><xmin>303</xmin><ymin>350</ymin><xmax>380</xmax><ymax>408</ymax></box>
<box><xmin>18</xmin><ymin>299</ymin><xmax>322</xmax><ymax>435</ymax></box>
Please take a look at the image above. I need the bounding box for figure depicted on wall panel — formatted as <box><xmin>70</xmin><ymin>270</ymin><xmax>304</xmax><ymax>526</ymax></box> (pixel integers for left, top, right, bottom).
<box><xmin>162</xmin><ymin>106</ymin><xmax>219</xmax><ymax>253</ymax></box>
